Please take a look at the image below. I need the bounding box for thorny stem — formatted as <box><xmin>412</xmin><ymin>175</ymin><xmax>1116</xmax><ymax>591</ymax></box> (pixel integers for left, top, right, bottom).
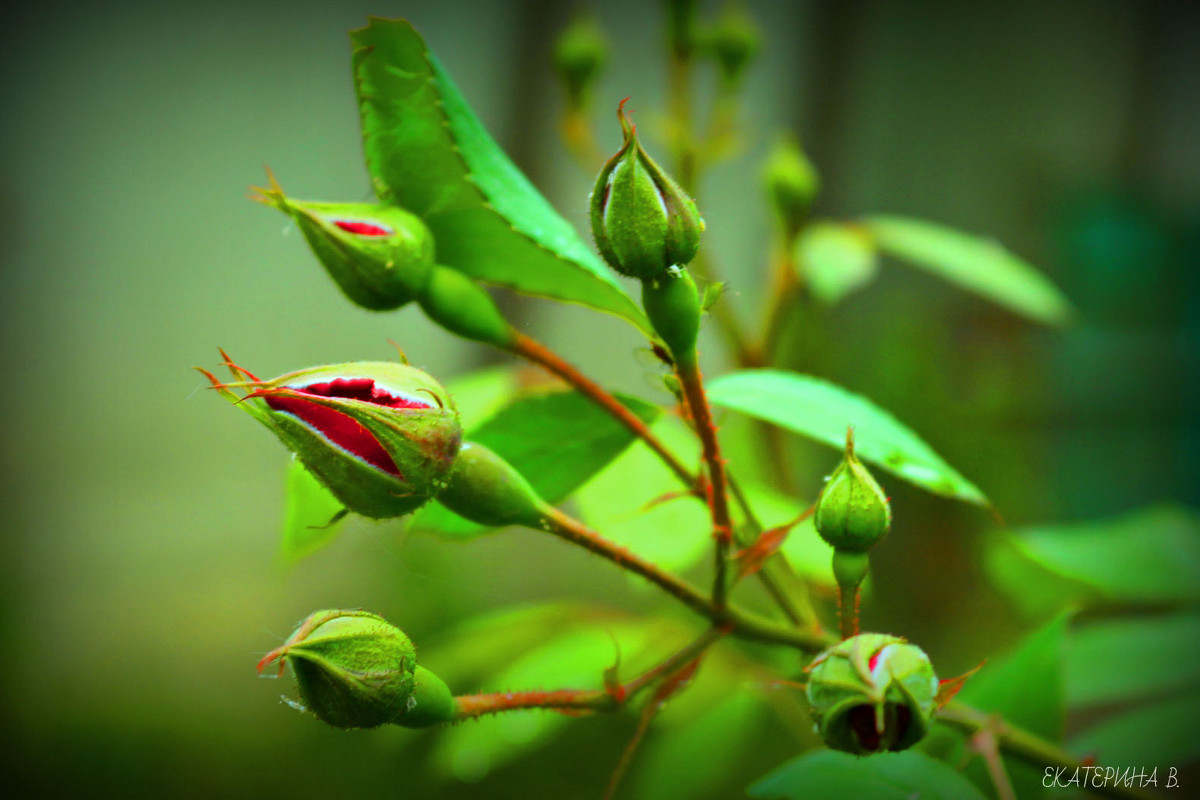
<box><xmin>674</xmin><ymin>352</ymin><xmax>735</xmax><ymax>612</ymax></box>
<box><xmin>451</xmin><ymin>626</ymin><xmax>725</xmax><ymax>720</ymax></box>
<box><xmin>533</xmin><ymin>505</ymin><xmax>829</xmax><ymax>653</ymax></box>
<box><xmin>936</xmin><ymin>702</ymin><xmax>1156</xmax><ymax>800</ymax></box>
<box><xmin>510</xmin><ymin>332</ymin><xmax>698</xmax><ymax>492</ymax></box>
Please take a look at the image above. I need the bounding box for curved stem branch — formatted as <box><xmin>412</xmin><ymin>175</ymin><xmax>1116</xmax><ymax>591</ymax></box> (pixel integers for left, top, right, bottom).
<box><xmin>509</xmin><ymin>332</ymin><xmax>698</xmax><ymax>493</ymax></box>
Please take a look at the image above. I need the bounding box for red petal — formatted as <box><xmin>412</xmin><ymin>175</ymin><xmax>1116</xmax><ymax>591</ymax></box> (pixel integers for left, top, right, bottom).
<box><xmin>333</xmin><ymin>219</ymin><xmax>392</xmax><ymax>236</ymax></box>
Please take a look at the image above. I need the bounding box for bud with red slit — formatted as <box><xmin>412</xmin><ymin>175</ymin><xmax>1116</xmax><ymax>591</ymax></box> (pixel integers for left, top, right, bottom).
<box><xmin>201</xmin><ymin>356</ymin><xmax>461</xmax><ymax>518</ymax></box>
<box><xmin>805</xmin><ymin>633</ymin><xmax>938</xmax><ymax>755</ymax></box>
<box><xmin>252</xmin><ymin>170</ymin><xmax>435</xmax><ymax>311</ymax></box>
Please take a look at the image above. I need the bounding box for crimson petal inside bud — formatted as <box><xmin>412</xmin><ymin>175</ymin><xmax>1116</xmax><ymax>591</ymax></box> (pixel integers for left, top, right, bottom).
<box><xmin>332</xmin><ymin>219</ymin><xmax>393</xmax><ymax>237</ymax></box>
<box><xmin>265</xmin><ymin>379</ymin><xmax>431</xmax><ymax>477</ymax></box>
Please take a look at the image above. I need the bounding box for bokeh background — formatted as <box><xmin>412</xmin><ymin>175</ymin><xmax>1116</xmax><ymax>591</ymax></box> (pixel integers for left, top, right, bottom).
<box><xmin>2</xmin><ymin>0</ymin><xmax>1197</xmax><ymax>797</ymax></box>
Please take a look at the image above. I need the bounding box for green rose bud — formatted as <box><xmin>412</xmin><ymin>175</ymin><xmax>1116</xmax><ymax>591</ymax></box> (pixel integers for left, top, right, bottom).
<box><xmin>814</xmin><ymin>429</ymin><xmax>891</xmax><ymax>553</ymax></box>
<box><xmin>763</xmin><ymin>134</ymin><xmax>820</xmax><ymax>240</ymax></box>
<box><xmin>258</xmin><ymin>609</ymin><xmax>454</xmax><ymax>729</ymax></box>
<box><xmin>709</xmin><ymin>4</ymin><xmax>761</xmax><ymax>87</ymax></box>
<box><xmin>200</xmin><ymin>355</ymin><xmax>461</xmax><ymax>519</ymax></box>
<box><xmin>805</xmin><ymin>633</ymin><xmax>939</xmax><ymax>755</ymax></box>
<box><xmin>553</xmin><ymin>13</ymin><xmax>607</xmax><ymax>110</ymax></box>
<box><xmin>590</xmin><ymin>99</ymin><xmax>704</xmax><ymax>281</ymax></box>
<box><xmin>252</xmin><ymin>170</ymin><xmax>435</xmax><ymax>311</ymax></box>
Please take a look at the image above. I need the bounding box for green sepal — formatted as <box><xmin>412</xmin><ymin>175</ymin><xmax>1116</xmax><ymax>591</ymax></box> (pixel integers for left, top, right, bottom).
<box><xmin>814</xmin><ymin>431</ymin><xmax>891</xmax><ymax>553</ymax></box>
<box><xmin>264</xmin><ymin>610</ymin><xmax>419</xmax><ymax>730</ymax></box>
<box><xmin>435</xmin><ymin>441</ymin><xmax>545</xmax><ymax>528</ymax></box>
<box><xmin>590</xmin><ymin>102</ymin><xmax>704</xmax><ymax>281</ymax></box>
<box><xmin>642</xmin><ymin>270</ymin><xmax>701</xmax><ymax>361</ymax></box>
<box><xmin>394</xmin><ymin>665</ymin><xmax>456</xmax><ymax>728</ymax></box>
<box><xmin>806</xmin><ymin>633</ymin><xmax>938</xmax><ymax>755</ymax></box>
<box><xmin>417</xmin><ymin>265</ymin><xmax>515</xmax><ymax>348</ymax></box>
<box><xmin>252</xmin><ymin>172</ymin><xmax>434</xmax><ymax>311</ymax></box>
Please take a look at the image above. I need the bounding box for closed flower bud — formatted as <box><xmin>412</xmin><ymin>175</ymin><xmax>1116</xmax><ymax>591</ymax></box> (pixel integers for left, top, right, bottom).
<box><xmin>805</xmin><ymin>633</ymin><xmax>938</xmax><ymax>755</ymax></box>
<box><xmin>590</xmin><ymin>100</ymin><xmax>704</xmax><ymax>281</ymax></box>
<box><xmin>258</xmin><ymin>609</ymin><xmax>455</xmax><ymax>729</ymax></box>
<box><xmin>201</xmin><ymin>356</ymin><xmax>461</xmax><ymax>519</ymax></box>
<box><xmin>763</xmin><ymin>134</ymin><xmax>820</xmax><ymax>239</ymax></box>
<box><xmin>553</xmin><ymin>13</ymin><xmax>607</xmax><ymax>109</ymax></box>
<box><xmin>252</xmin><ymin>171</ymin><xmax>435</xmax><ymax>311</ymax></box>
<box><xmin>710</xmin><ymin>4</ymin><xmax>761</xmax><ymax>87</ymax></box>
<box><xmin>815</xmin><ymin>429</ymin><xmax>891</xmax><ymax>553</ymax></box>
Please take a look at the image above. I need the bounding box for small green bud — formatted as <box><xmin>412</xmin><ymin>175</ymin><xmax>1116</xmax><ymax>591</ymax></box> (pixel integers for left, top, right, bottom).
<box><xmin>257</xmin><ymin>609</ymin><xmax>453</xmax><ymax>729</ymax></box>
<box><xmin>805</xmin><ymin>633</ymin><xmax>939</xmax><ymax>755</ymax></box>
<box><xmin>435</xmin><ymin>441</ymin><xmax>545</xmax><ymax>528</ymax></box>
<box><xmin>252</xmin><ymin>170</ymin><xmax>435</xmax><ymax>311</ymax></box>
<box><xmin>417</xmin><ymin>265</ymin><xmax>515</xmax><ymax>348</ymax></box>
<box><xmin>814</xmin><ymin>429</ymin><xmax>891</xmax><ymax>553</ymax></box>
<box><xmin>710</xmin><ymin>4</ymin><xmax>761</xmax><ymax>86</ymax></box>
<box><xmin>201</xmin><ymin>357</ymin><xmax>461</xmax><ymax>518</ymax></box>
<box><xmin>553</xmin><ymin>13</ymin><xmax>607</xmax><ymax>109</ymax></box>
<box><xmin>763</xmin><ymin>134</ymin><xmax>820</xmax><ymax>239</ymax></box>
<box><xmin>590</xmin><ymin>100</ymin><xmax>704</xmax><ymax>281</ymax></box>
<box><xmin>642</xmin><ymin>270</ymin><xmax>701</xmax><ymax>360</ymax></box>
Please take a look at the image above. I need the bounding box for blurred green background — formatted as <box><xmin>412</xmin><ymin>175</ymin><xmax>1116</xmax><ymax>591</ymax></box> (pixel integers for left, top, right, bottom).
<box><xmin>1</xmin><ymin>0</ymin><xmax>1197</xmax><ymax>797</ymax></box>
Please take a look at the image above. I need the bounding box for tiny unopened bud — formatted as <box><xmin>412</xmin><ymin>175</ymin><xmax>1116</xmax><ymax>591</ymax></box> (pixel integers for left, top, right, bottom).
<box><xmin>763</xmin><ymin>134</ymin><xmax>820</xmax><ymax>239</ymax></box>
<box><xmin>201</xmin><ymin>357</ymin><xmax>461</xmax><ymax>519</ymax></box>
<box><xmin>805</xmin><ymin>633</ymin><xmax>938</xmax><ymax>755</ymax></box>
<box><xmin>590</xmin><ymin>100</ymin><xmax>704</xmax><ymax>281</ymax></box>
<box><xmin>553</xmin><ymin>14</ymin><xmax>607</xmax><ymax>109</ymax></box>
<box><xmin>252</xmin><ymin>170</ymin><xmax>435</xmax><ymax>311</ymax></box>
<box><xmin>258</xmin><ymin>610</ymin><xmax>454</xmax><ymax>729</ymax></box>
<box><xmin>710</xmin><ymin>4</ymin><xmax>761</xmax><ymax>86</ymax></box>
<box><xmin>814</xmin><ymin>429</ymin><xmax>891</xmax><ymax>553</ymax></box>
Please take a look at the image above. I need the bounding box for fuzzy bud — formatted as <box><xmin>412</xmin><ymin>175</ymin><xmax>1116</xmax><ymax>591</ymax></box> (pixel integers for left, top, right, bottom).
<box><xmin>814</xmin><ymin>429</ymin><xmax>891</xmax><ymax>553</ymax></box>
<box><xmin>590</xmin><ymin>100</ymin><xmax>704</xmax><ymax>281</ymax></box>
<box><xmin>805</xmin><ymin>633</ymin><xmax>938</xmax><ymax>755</ymax></box>
<box><xmin>258</xmin><ymin>609</ymin><xmax>454</xmax><ymax>729</ymax></box>
<box><xmin>201</xmin><ymin>356</ymin><xmax>461</xmax><ymax>519</ymax></box>
<box><xmin>252</xmin><ymin>171</ymin><xmax>435</xmax><ymax>311</ymax></box>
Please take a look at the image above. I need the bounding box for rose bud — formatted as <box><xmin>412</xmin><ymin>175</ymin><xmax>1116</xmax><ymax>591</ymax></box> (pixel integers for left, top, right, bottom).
<box><xmin>709</xmin><ymin>3</ymin><xmax>762</xmax><ymax>88</ymax></box>
<box><xmin>200</xmin><ymin>356</ymin><xmax>461</xmax><ymax>519</ymax></box>
<box><xmin>258</xmin><ymin>609</ymin><xmax>455</xmax><ymax>729</ymax></box>
<box><xmin>553</xmin><ymin>12</ymin><xmax>607</xmax><ymax>110</ymax></box>
<box><xmin>252</xmin><ymin>170</ymin><xmax>435</xmax><ymax>311</ymax></box>
<box><xmin>762</xmin><ymin>134</ymin><xmax>820</xmax><ymax>240</ymax></box>
<box><xmin>814</xmin><ymin>428</ymin><xmax>891</xmax><ymax>554</ymax></box>
<box><xmin>590</xmin><ymin>99</ymin><xmax>704</xmax><ymax>281</ymax></box>
<box><xmin>805</xmin><ymin>633</ymin><xmax>939</xmax><ymax>755</ymax></box>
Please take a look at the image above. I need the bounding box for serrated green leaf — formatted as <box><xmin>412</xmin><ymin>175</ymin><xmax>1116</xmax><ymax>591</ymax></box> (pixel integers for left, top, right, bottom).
<box><xmin>1070</xmin><ymin>688</ymin><xmax>1200</xmax><ymax>767</ymax></box>
<box><xmin>986</xmin><ymin>505</ymin><xmax>1200</xmax><ymax>613</ymax></box>
<box><xmin>279</xmin><ymin>456</ymin><xmax>347</xmax><ymax>561</ymax></box>
<box><xmin>408</xmin><ymin>388</ymin><xmax>661</xmax><ymax>539</ymax></box>
<box><xmin>925</xmin><ymin>614</ymin><xmax>1070</xmax><ymax>800</ymax></box>
<box><xmin>748</xmin><ymin>749</ymin><xmax>987</xmax><ymax>800</ymax></box>
<box><xmin>1066</xmin><ymin>613</ymin><xmax>1200</xmax><ymax>708</ymax></box>
<box><xmin>796</xmin><ymin>221</ymin><xmax>878</xmax><ymax>305</ymax></box>
<box><xmin>350</xmin><ymin>18</ymin><xmax>648</xmax><ymax>331</ymax></box>
<box><xmin>863</xmin><ymin>215</ymin><xmax>1073</xmax><ymax>326</ymax></box>
<box><xmin>707</xmin><ymin>370</ymin><xmax>987</xmax><ymax>506</ymax></box>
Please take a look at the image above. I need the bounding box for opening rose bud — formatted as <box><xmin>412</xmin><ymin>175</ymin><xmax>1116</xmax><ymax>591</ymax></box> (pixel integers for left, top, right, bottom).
<box><xmin>258</xmin><ymin>609</ymin><xmax>455</xmax><ymax>729</ymax></box>
<box><xmin>805</xmin><ymin>633</ymin><xmax>938</xmax><ymax>755</ymax></box>
<box><xmin>251</xmin><ymin>169</ymin><xmax>435</xmax><ymax>311</ymax></box>
<box><xmin>201</xmin><ymin>355</ymin><xmax>461</xmax><ymax>519</ymax></box>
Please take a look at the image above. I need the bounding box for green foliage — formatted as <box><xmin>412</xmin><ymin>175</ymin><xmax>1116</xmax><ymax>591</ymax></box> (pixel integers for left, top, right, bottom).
<box><xmin>749</xmin><ymin>749</ymin><xmax>988</xmax><ymax>800</ymax></box>
<box><xmin>350</xmin><ymin>18</ymin><xmax>648</xmax><ymax>331</ymax></box>
<box><xmin>796</xmin><ymin>221</ymin><xmax>878</xmax><ymax>305</ymax></box>
<box><xmin>279</xmin><ymin>457</ymin><xmax>346</xmax><ymax>561</ymax></box>
<box><xmin>708</xmin><ymin>370</ymin><xmax>988</xmax><ymax>505</ymax></box>
<box><xmin>863</xmin><ymin>216</ymin><xmax>1074</xmax><ymax>325</ymax></box>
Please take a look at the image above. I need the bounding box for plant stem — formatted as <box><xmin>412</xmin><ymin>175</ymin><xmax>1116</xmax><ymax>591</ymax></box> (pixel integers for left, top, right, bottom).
<box><xmin>451</xmin><ymin>626</ymin><xmax>726</xmax><ymax>720</ymax></box>
<box><xmin>509</xmin><ymin>332</ymin><xmax>698</xmax><ymax>492</ymax></box>
<box><xmin>837</xmin><ymin>585</ymin><xmax>859</xmax><ymax>640</ymax></box>
<box><xmin>937</xmin><ymin>702</ymin><xmax>1157</xmax><ymax>800</ymax></box>
<box><xmin>532</xmin><ymin>505</ymin><xmax>830</xmax><ymax>653</ymax></box>
<box><xmin>674</xmin><ymin>352</ymin><xmax>735</xmax><ymax>611</ymax></box>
